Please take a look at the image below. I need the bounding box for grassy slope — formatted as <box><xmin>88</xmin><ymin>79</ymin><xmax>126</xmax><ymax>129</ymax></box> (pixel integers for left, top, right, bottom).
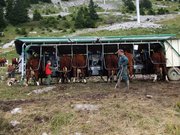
<box><xmin>80</xmin><ymin>15</ymin><xmax>180</xmax><ymax>37</ymax></box>
<box><xmin>0</xmin><ymin>1</ymin><xmax>179</xmax><ymax>45</ymax></box>
<box><xmin>1</xmin><ymin>15</ymin><xmax>180</xmax><ymax>48</ymax></box>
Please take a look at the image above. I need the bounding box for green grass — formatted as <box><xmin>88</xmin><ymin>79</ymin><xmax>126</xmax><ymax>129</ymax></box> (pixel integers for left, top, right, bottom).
<box><xmin>0</xmin><ymin>80</ymin><xmax>45</xmax><ymax>100</ymax></box>
<box><xmin>159</xmin><ymin>15</ymin><xmax>180</xmax><ymax>37</ymax></box>
<box><xmin>79</xmin><ymin>15</ymin><xmax>180</xmax><ymax>38</ymax></box>
<box><xmin>79</xmin><ymin>27</ymin><xmax>172</xmax><ymax>36</ymax></box>
<box><xmin>0</xmin><ymin>114</ymin><xmax>12</xmax><ymax>135</ymax></box>
<box><xmin>165</xmin><ymin>124</ymin><xmax>180</xmax><ymax>135</ymax></box>
<box><xmin>51</xmin><ymin>112</ymin><xmax>74</xmax><ymax>134</ymax></box>
<box><xmin>0</xmin><ymin>21</ymin><xmax>71</xmax><ymax>45</ymax></box>
<box><xmin>0</xmin><ymin>50</ymin><xmax>18</xmax><ymax>60</ymax></box>
<box><xmin>153</xmin><ymin>0</ymin><xmax>180</xmax><ymax>13</ymax></box>
<box><xmin>175</xmin><ymin>102</ymin><xmax>180</xmax><ymax>113</ymax></box>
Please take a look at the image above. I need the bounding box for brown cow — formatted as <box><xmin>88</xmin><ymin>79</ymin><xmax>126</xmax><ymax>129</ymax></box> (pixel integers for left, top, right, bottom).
<box><xmin>12</xmin><ymin>57</ymin><xmax>19</xmax><ymax>71</ymax></box>
<box><xmin>0</xmin><ymin>57</ymin><xmax>7</xmax><ymax>66</ymax></box>
<box><xmin>151</xmin><ymin>51</ymin><xmax>168</xmax><ymax>82</ymax></box>
<box><xmin>59</xmin><ymin>55</ymin><xmax>72</xmax><ymax>83</ymax></box>
<box><xmin>124</xmin><ymin>51</ymin><xmax>134</xmax><ymax>79</ymax></box>
<box><xmin>12</xmin><ymin>58</ymin><xmax>19</xmax><ymax>67</ymax></box>
<box><xmin>7</xmin><ymin>64</ymin><xmax>16</xmax><ymax>78</ymax></box>
<box><xmin>104</xmin><ymin>54</ymin><xmax>118</xmax><ymax>82</ymax></box>
<box><xmin>72</xmin><ymin>54</ymin><xmax>87</xmax><ymax>83</ymax></box>
<box><xmin>26</xmin><ymin>56</ymin><xmax>43</xmax><ymax>86</ymax></box>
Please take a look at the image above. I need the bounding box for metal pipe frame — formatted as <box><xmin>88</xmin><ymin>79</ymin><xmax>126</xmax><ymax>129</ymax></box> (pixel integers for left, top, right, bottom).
<box><xmin>21</xmin><ymin>43</ymin><xmax>26</xmax><ymax>81</ymax></box>
<box><xmin>22</xmin><ymin>41</ymin><xmax>162</xmax><ymax>47</ymax></box>
<box><xmin>19</xmin><ymin>41</ymin><xmax>168</xmax><ymax>79</ymax></box>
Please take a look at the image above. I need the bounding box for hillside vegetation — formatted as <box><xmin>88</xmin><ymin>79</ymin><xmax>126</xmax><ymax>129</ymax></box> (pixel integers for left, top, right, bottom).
<box><xmin>0</xmin><ymin>0</ymin><xmax>180</xmax><ymax>48</ymax></box>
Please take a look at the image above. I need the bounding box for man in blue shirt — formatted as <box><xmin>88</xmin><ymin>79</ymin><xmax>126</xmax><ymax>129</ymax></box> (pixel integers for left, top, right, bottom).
<box><xmin>115</xmin><ymin>49</ymin><xmax>129</xmax><ymax>90</ymax></box>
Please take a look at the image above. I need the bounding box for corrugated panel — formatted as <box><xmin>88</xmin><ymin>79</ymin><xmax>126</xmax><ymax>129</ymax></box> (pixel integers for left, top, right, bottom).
<box><xmin>165</xmin><ymin>39</ymin><xmax>180</xmax><ymax>67</ymax></box>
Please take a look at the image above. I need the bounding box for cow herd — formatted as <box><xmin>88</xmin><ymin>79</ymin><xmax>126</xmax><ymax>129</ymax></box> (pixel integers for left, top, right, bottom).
<box><xmin>0</xmin><ymin>57</ymin><xmax>19</xmax><ymax>67</ymax></box>
<box><xmin>0</xmin><ymin>48</ymin><xmax>168</xmax><ymax>86</ymax></box>
<box><xmin>24</xmin><ymin>49</ymin><xmax>168</xmax><ymax>86</ymax></box>
<box><xmin>25</xmin><ymin>54</ymin><xmax>88</xmax><ymax>86</ymax></box>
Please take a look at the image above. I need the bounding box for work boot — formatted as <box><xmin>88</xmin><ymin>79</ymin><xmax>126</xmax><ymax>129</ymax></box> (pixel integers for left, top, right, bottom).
<box><xmin>126</xmin><ymin>80</ymin><xmax>130</xmax><ymax>90</ymax></box>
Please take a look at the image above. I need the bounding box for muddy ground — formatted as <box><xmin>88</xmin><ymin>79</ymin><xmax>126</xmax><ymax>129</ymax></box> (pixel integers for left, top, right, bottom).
<box><xmin>0</xmin><ymin>79</ymin><xmax>179</xmax><ymax>135</ymax></box>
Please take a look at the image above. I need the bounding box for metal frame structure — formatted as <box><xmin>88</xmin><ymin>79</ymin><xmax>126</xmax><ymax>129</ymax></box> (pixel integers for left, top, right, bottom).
<box><xmin>14</xmin><ymin>34</ymin><xmax>180</xmax><ymax>81</ymax></box>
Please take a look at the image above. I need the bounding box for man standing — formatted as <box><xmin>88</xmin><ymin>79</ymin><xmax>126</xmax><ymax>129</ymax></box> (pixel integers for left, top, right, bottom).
<box><xmin>115</xmin><ymin>49</ymin><xmax>129</xmax><ymax>90</ymax></box>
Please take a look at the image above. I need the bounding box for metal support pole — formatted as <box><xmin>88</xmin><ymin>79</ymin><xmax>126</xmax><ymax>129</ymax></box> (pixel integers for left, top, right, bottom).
<box><xmin>21</xmin><ymin>43</ymin><xmax>26</xmax><ymax>82</ymax></box>
<box><xmin>101</xmin><ymin>44</ymin><xmax>104</xmax><ymax>70</ymax></box>
<box><xmin>71</xmin><ymin>45</ymin><xmax>73</xmax><ymax>57</ymax></box>
<box><xmin>136</xmin><ymin>0</ymin><xmax>140</xmax><ymax>23</ymax></box>
<box><xmin>148</xmin><ymin>42</ymin><xmax>151</xmax><ymax>55</ymax></box>
<box><xmin>55</xmin><ymin>45</ymin><xmax>59</xmax><ymax>68</ymax></box>
<box><xmin>87</xmin><ymin>45</ymin><xmax>89</xmax><ymax>70</ymax></box>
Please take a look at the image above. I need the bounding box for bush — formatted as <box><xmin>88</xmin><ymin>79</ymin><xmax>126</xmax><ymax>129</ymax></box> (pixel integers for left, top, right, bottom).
<box><xmin>30</xmin><ymin>27</ymin><xmax>34</xmax><ymax>31</ymax></box>
<box><xmin>62</xmin><ymin>29</ymin><xmax>67</xmax><ymax>32</ymax></box>
<box><xmin>33</xmin><ymin>10</ymin><xmax>42</xmax><ymax>21</ymax></box>
<box><xmin>147</xmin><ymin>9</ymin><xmax>156</xmax><ymax>15</ymax></box>
<box><xmin>57</xmin><ymin>27</ymin><xmax>63</xmax><ymax>31</ymax></box>
<box><xmin>70</xmin><ymin>28</ymin><xmax>76</xmax><ymax>33</ymax></box>
<box><xmin>140</xmin><ymin>0</ymin><xmax>152</xmax><ymax>10</ymax></box>
<box><xmin>15</xmin><ymin>28</ymin><xmax>28</xmax><ymax>35</ymax></box>
<box><xmin>62</xmin><ymin>20</ymin><xmax>71</xmax><ymax>28</ymax></box>
<box><xmin>174</xmin><ymin>8</ymin><xmax>179</xmax><ymax>12</ymax></box>
<box><xmin>157</xmin><ymin>8</ymin><xmax>169</xmax><ymax>15</ymax></box>
<box><xmin>45</xmin><ymin>9</ymin><xmax>51</xmax><ymax>15</ymax></box>
<box><xmin>57</xmin><ymin>15</ymin><xmax>62</xmax><ymax>20</ymax></box>
<box><xmin>48</xmin><ymin>29</ymin><xmax>52</xmax><ymax>32</ymax></box>
<box><xmin>140</xmin><ymin>7</ymin><xmax>145</xmax><ymax>15</ymax></box>
<box><xmin>62</xmin><ymin>16</ymin><xmax>66</xmax><ymax>20</ymax></box>
<box><xmin>122</xmin><ymin>0</ymin><xmax>135</xmax><ymax>13</ymax></box>
<box><xmin>40</xmin><ymin>17</ymin><xmax>58</xmax><ymax>28</ymax></box>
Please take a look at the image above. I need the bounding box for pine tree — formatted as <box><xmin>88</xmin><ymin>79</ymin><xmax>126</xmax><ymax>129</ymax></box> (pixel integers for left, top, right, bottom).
<box><xmin>0</xmin><ymin>0</ymin><xmax>6</xmax><ymax>7</ymax></box>
<box><xmin>140</xmin><ymin>0</ymin><xmax>152</xmax><ymax>10</ymax></box>
<box><xmin>0</xmin><ymin>7</ymin><xmax>6</xmax><ymax>31</ymax></box>
<box><xmin>30</xmin><ymin>0</ymin><xmax>39</xmax><ymax>4</ymax></box>
<box><xmin>88</xmin><ymin>0</ymin><xmax>98</xmax><ymax>20</ymax></box>
<box><xmin>122</xmin><ymin>0</ymin><xmax>135</xmax><ymax>12</ymax></box>
<box><xmin>30</xmin><ymin>0</ymin><xmax>52</xmax><ymax>4</ymax></box>
<box><xmin>74</xmin><ymin>0</ymin><xmax>99</xmax><ymax>29</ymax></box>
<box><xmin>83</xmin><ymin>7</ymin><xmax>95</xmax><ymax>28</ymax></box>
<box><xmin>74</xmin><ymin>7</ymin><xmax>85</xmax><ymax>28</ymax></box>
<box><xmin>42</xmin><ymin>0</ymin><xmax>51</xmax><ymax>3</ymax></box>
<box><xmin>6</xmin><ymin>0</ymin><xmax>29</xmax><ymax>25</ymax></box>
<box><xmin>5</xmin><ymin>0</ymin><xmax>14</xmax><ymax>21</ymax></box>
<box><xmin>33</xmin><ymin>10</ymin><xmax>42</xmax><ymax>21</ymax></box>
